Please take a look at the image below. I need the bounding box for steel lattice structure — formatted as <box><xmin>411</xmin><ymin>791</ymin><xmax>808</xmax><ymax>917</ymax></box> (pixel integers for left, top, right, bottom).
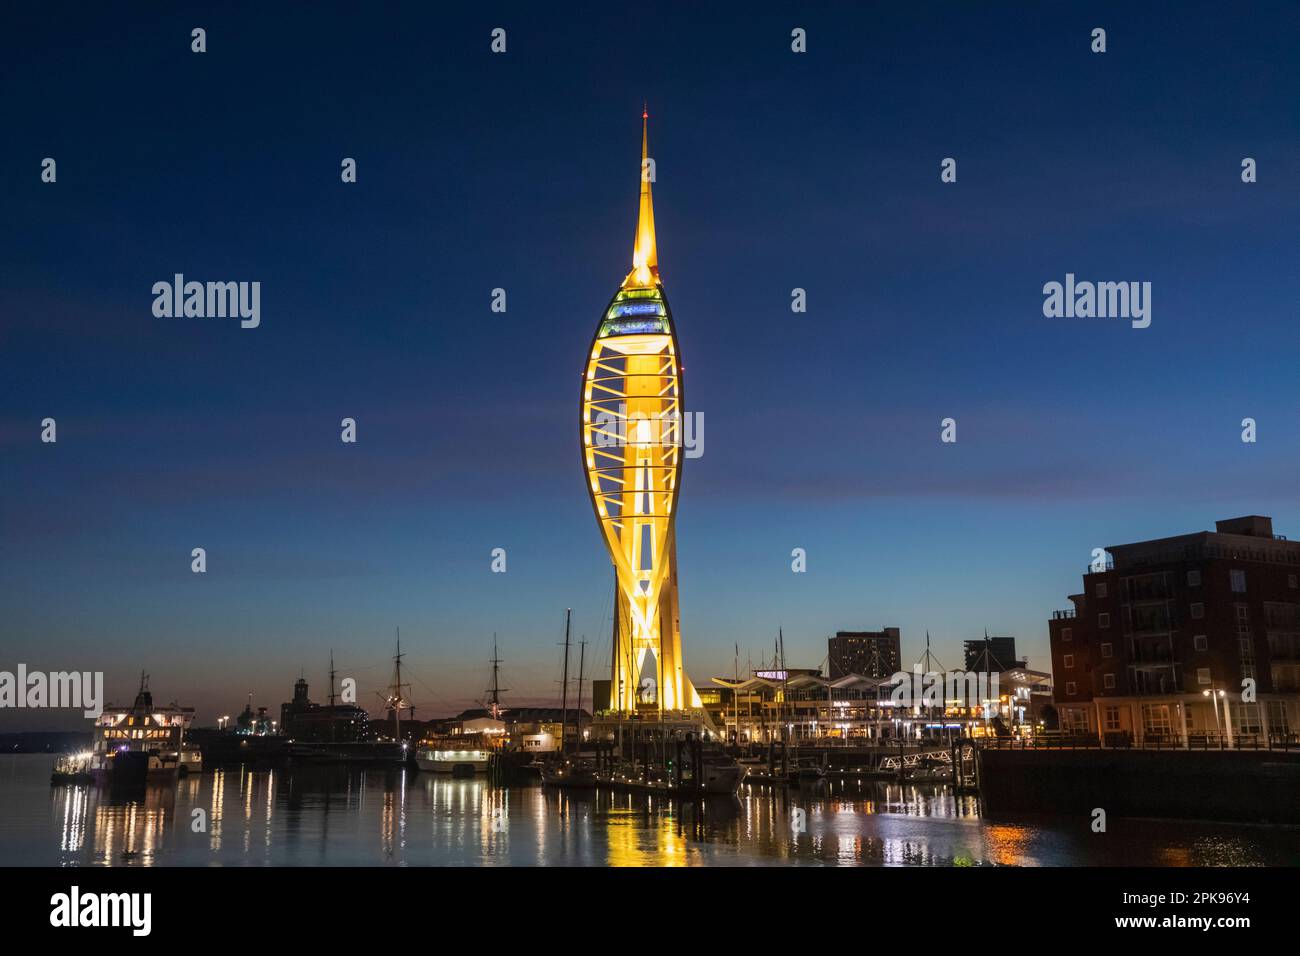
<box><xmin>580</xmin><ymin>111</ymin><xmax>701</xmax><ymax>714</ymax></box>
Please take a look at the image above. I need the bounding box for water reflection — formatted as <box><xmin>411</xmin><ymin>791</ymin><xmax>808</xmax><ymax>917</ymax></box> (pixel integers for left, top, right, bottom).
<box><xmin>15</xmin><ymin>757</ymin><xmax>1297</xmax><ymax>867</ymax></box>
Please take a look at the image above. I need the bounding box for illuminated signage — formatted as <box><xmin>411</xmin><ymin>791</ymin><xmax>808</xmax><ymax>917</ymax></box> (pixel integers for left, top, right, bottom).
<box><xmin>605</xmin><ymin>317</ymin><xmax>664</xmax><ymax>335</ymax></box>
<box><xmin>612</xmin><ymin>302</ymin><xmax>661</xmax><ymax>317</ymax></box>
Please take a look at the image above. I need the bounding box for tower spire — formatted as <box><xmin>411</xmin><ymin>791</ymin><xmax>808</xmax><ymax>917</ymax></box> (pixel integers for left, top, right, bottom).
<box><xmin>625</xmin><ymin>104</ymin><xmax>658</xmax><ymax>289</ymax></box>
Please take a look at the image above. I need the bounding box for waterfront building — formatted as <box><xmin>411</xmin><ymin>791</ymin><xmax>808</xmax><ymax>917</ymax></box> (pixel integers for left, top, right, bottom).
<box><xmin>437</xmin><ymin>706</ymin><xmax>591</xmax><ymax>753</ymax></box>
<box><xmin>1048</xmin><ymin>515</ymin><xmax>1300</xmax><ymax>745</ymax></box>
<box><xmin>279</xmin><ymin>676</ymin><xmax>371</xmax><ymax>742</ymax></box>
<box><xmin>580</xmin><ymin>109</ymin><xmax>702</xmax><ymax>718</ymax></box>
<box><xmin>828</xmin><ymin>628</ymin><xmax>902</xmax><ymax>678</ymax></box>
<box><xmin>710</xmin><ymin>665</ymin><xmax>1051</xmax><ymax>744</ymax></box>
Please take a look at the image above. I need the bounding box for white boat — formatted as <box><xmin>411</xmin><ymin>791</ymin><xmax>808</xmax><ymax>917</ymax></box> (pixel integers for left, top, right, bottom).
<box><xmin>54</xmin><ymin>674</ymin><xmax>196</xmax><ymax>786</ymax></box>
<box><xmin>697</xmin><ymin>751</ymin><xmax>745</xmax><ymax>794</ymax></box>
<box><xmin>178</xmin><ymin>744</ymin><xmax>203</xmax><ymax>775</ymax></box>
<box><xmin>415</xmin><ymin>744</ymin><xmax>491</xmax><ymax>776</ymax></box>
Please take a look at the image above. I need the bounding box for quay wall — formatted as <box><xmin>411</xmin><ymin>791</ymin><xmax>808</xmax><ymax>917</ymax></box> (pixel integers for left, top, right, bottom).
<box><xmin>978</xmin><ymin>748</ymin><xmax>1300</xmax><ymax>824</ymax></box>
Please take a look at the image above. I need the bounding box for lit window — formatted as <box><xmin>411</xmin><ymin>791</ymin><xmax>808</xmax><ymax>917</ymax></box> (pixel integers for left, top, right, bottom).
<box><xmin>1194</xmin><ymin>634</ymin><xmax>1208</xmax><ymax>651</ymax></box>
<box><xmin>1230</xmin><ymin>569</ymin><xmax>1246</xmax><ymax>593</ymax></box>
<box><xmin>1098</xmin><ymin>612</ymin><xmax>1110</xmax><ymax>629</ymax></box>
<box><xmin>1101</xmin><ymin>642</ymin><xmax>1113</xmax><ymax>658</ymax></box>
<box><xmin>1197</xmin><ymin>668</ymin><xmax>1211</xmax><ymax>685</ymax></box>
<box><xmin>1190</xmin><ymin>603</ymin><xmax>1204</xmax><ymax>620</ymax></box>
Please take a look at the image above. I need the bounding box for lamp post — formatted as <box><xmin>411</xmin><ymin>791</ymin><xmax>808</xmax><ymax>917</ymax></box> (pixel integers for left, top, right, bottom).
<box><xmin>1220</xmin><ymin>689</ymin><xmax>1234</xmax><ymax>750</ymax></box>
<box><xmin>1203</xmin><ymin>690</ymin><xmax>1221</xmax><ymax>746</ymax></box>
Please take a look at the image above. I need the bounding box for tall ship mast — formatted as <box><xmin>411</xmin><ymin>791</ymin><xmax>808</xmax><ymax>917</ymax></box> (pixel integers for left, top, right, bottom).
<box><xmin>485</xmin><ymin>634</ymin><xmax>508</xmax><ymax>721</ymax></box>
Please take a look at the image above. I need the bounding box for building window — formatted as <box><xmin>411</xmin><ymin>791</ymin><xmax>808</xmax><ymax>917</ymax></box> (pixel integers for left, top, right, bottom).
<box><xmin>1289</xmin><ymin>574</ymin><xmax>1297</xmax><ymax>590</ymax></box>
<box><xmin>1190</xmin><ymin>603</ymin><xmax>1204</xmax><ymax>620</ymax></box>
<box><xmin>1194</xmin><ymin>634</ymin><xmax>1208</xmax><ymax>651</ymax></box>
<box><xmin>1104</xmin><ymin>706</ymin><xmax>1121</xmax><ymax>731</ymax></box>
<box><xmin>1237</xmin><ymin>702</ymin><xmax>1262</xmax><ymax>734</ymax></box>
<box><xmin>1268</xmin><ymin>700</ymin><xmax>1290</xmax><ymax>734</ymax></box>
<box><xmin>1142</xmin><ymin>704</ymin><xmax>1172</xmax><ymax>736</ymax></box>
<box><xmin>1065</xmin><ymin>681</ymin><xmax>1077</xmax><ymax>695</ymax></box>
<box><xmin>1061</xmin><ymin>627</ymin><xmax>1073</xmax><ymax>642</ymax></box>
<box><xmin>1103</xmin><ymin>673</ymin><xmax>1116</xmax><ymax>689</ymax></box>
<box><xmin>1230</xmin><ymin>569</ymin><xmax>1246</xmax><ymax>593</ymax></box>
<box><xmin>1098</xmin><ymin>612</ymin><xmax>1110</xmax><ymax>629</ymax></box>
<box><xmin>1197</xmin><ymin>667</ymin><xmax>1211</xmax><ymax>685</ymax></box>
<box><xmin>1096</xmin><ymin>582</ymin><xmax>1108</xmax><ymax>599</ymax></box>
<box><xmin>1187</xmin><ymin>569</ymin><xmax>1201</xmax><ymax>586</ymax></box>
<box><xmin>1063</xmin><ymin>654</ymin><xmax>1074</xmax><ymax>669</ymax></box>
<box><xmin>1100</xmin><ymin>642</ymin><xmax>1113</xmax><ymax>658</ymax></box>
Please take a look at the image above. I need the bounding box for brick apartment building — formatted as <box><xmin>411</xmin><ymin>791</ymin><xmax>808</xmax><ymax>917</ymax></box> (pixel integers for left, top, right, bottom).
<box><xmin>1048</xmin><ymin>516</ymin><xmax>1300</xmax><ymax>744</ymax></box>
<box><xmin>828</xmin><ymin>628</ymin><xmax>901</xmax><ymax>678</ymax></box>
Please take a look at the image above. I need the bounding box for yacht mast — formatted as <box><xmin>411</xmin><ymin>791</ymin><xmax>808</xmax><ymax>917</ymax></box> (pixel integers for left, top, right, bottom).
<box><xmin>559</xmin><ymin>609</ymin><xmax>572</xmax><ymax>755</ymax></box>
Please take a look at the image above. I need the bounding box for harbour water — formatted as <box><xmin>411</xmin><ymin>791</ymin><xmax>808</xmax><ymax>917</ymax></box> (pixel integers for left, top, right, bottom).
<box><xmin>3</xmin><ymin>755</ymin><xmax>1297</xmax><ymax>866</ymax></box>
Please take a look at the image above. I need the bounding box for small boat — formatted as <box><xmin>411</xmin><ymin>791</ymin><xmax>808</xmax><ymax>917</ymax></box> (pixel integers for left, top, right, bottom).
<box><xmin>696</xmin><ymin>749</ymin><xmax>745</xmax><ymax>795</ymax></box>
<box><xmin>178</xmin><ymin>743</ymin><xmax>203</xmax><ymax>775</ymax></box>
<box><xmin>791</xmin><ymin>755</ymin><xmax>826</xmax><ymax>784</ymax></box>
<box><xmin>50</xmin><ymin>753</ymin><xmax>94</xmax><ymax>785</ymax></box>
<box><xmin>539</xmin><ymin>758</ymin><xmax>598</xmax><ymax>788</ymax></box>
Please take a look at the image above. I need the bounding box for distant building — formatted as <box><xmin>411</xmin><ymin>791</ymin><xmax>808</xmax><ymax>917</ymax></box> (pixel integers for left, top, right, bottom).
<box><xmin>279</xmin><ymin>677</ymin><xmax>371</xmax><ymax>742</ymax></box>
<box><xmin>440</xmin><ymin>706</ymin><xmax>591</xmax><ymax>753</ymax></box>
<box><xmin>235</xmin><ymin>701</ymin><xmax>274</xmax><ymax>735</ymax></box>
<box><xmin>1048</xmin><ymin>516</ymin><xmax>1300</xmax><ymax>744</ymax></box>
<box><xmin>963</xmin><ymin>636</ymin><xmax>1027</xmax><ymax>673</ymax></box>
<box><xmin>828</xmin><ymin>629</ymin><xmax>901</xmax><ymax>678</ymax></box>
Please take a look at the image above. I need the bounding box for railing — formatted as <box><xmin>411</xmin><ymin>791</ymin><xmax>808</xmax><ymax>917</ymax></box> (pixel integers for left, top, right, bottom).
<box><xmin>1052</xmin><ymin>610</ymin><xmax>1076</xmax><ymax>620</ymax></box>
<box><xmin>977</xmin><ymin>734</ymin><xmax>1103</xmax><ymax>750</ymax></box>
<box><xmin>978</xmin><ymin>732</ymin><xmax>1299</xmax><ymax>752</ymax></box>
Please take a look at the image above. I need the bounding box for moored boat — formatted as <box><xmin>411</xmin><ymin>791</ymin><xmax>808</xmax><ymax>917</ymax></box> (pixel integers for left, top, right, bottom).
<box><xmin>51</xmin><ymin>673</ymin><xmax>195</xmax><ymax>787</ymax></box>
<box><xmin>415</xmin><ymin>736</ymin><xmax>492</xmax><ymax>776</ymax></box>
<box><xmin>539</xmin><ymin>758</ymin><xmax>598</xmax><ymax>788</ymax></box>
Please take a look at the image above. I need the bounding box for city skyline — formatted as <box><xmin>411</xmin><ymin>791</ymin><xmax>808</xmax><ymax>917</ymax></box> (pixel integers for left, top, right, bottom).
<box><xmin>4</xmin><ymin>3</ymin><xmax>1300</xmax><ymax>729</ymax></box>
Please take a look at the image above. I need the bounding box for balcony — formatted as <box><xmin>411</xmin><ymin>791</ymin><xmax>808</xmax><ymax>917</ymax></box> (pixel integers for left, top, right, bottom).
<box><xmin>1267</xmin><ymin>634</ymin><xmax>1300</xmax><ymax>663</ymax></box>
<box><xmin>1052</xmin><ymin>609</ymin><xmax>1076</xmax><ymax>620</ymax></box>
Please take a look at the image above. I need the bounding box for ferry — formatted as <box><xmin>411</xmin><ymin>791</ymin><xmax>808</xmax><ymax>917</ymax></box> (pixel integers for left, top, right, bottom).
<box><xmin>415</xmin><ymin>737</ymin><xmax>492</xmax><ymax>776</ymax></box>
<box><xmin>51</xmin><ymin>674</ymin><xmax>195</xmax><ymax>786</ymax></box>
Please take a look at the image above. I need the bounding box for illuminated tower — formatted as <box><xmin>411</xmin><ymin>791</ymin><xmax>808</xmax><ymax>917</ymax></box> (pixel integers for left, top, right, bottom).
<box><xmin>580</xmin><ymin>109</ymin><xmax>701</xmax><ymax>714</ymax></box>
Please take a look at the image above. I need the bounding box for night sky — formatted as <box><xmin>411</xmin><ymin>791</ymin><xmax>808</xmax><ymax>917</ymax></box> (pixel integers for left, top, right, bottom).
<box><xmin>3</xmin><ymin>2</ymin><xmax>1299</xmax><ymax>729</ymax></box>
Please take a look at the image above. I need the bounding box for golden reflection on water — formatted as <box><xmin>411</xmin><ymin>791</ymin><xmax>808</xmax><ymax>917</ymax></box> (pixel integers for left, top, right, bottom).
<box><xmin>31</xmin><ymin>760</ymin><xmax>1299</xmax><ymax>867</ymax></box>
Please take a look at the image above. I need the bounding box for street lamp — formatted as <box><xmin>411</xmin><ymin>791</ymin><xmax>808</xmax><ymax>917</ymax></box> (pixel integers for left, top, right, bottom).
<box><xmin>1203</xmin><ymin>690</ymin><xmax>1222</xmax><ymax>743</ymax></box>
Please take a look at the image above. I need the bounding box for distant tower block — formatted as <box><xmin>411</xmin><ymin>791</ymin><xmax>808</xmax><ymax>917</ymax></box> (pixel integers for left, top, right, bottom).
<box><xmin>580</xmin><ymin>109</ymin><xmax>700</xmax><ymax>715</ymax></box>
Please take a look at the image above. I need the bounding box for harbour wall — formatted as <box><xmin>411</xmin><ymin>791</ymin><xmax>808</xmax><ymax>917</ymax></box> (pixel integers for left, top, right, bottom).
<box><xmin>978</xmin><ymin>748</ymin><xmax>1300</xmax><ymax>824</ymax></box>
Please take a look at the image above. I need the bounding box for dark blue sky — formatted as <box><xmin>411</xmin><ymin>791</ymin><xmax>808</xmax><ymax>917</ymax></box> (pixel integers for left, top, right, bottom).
<box><xmin>3</xmin><ymin>2</ymin><xmax>1299</xmax><ymax>727</ymax></box>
